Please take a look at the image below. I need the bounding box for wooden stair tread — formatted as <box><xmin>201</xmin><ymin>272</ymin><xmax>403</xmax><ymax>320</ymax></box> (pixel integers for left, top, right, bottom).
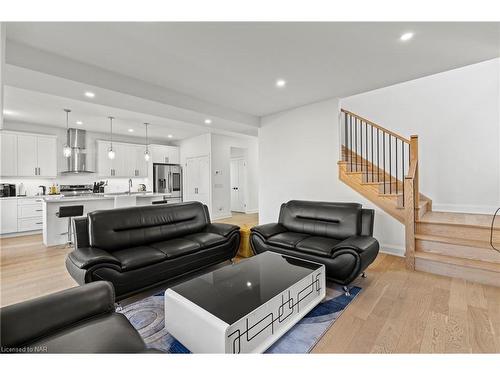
<box><xmin>415</xmin><ymin>233</ymin><xmax>500</xmax><ymax>249</ymax></box>
<box><xmin>415</xmin><ymin>251</ymin><xmax>500</xmax><ymax>272</ymax></box>
<box><xmin>418</xmin><ymin>211</ymin><xmax>500</xmax><ymax>229</ymax></box>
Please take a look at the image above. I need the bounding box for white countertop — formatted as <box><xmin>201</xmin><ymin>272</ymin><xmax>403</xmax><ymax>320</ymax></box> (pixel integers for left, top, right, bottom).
<box><xmin>42</xmin><ymin>192</ymin><xmax>173</xmax><ymax>203</ymax></box>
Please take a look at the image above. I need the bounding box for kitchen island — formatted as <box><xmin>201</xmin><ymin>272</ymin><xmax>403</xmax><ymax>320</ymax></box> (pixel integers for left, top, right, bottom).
<box><xmin>42</xmin><ymin>192</ymin><xmax>180</xmax><ymax>246</ymax></box>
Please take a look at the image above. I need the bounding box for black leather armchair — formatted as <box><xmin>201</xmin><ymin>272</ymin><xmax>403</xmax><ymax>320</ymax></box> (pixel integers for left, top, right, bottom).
<box><xmin>250</xmin><ymin>201</ymin><xmax>379</xmax><ymax>291</ymax></box>
<box><xmin>0</xmin><ymin>282</ymin><xmax>154</xmax><ymax>353</ymax></box>
<box><xmin>66</xmin><ymin>202</ymin><xmax>240</xmax><ymax>300</ymax></box>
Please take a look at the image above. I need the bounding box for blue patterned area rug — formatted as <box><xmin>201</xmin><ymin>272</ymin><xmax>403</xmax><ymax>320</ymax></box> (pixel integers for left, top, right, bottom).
<box><xmin>120</xmin><ymin>282</ymin><xmax>361</xmax><ymax>354</ymax></box>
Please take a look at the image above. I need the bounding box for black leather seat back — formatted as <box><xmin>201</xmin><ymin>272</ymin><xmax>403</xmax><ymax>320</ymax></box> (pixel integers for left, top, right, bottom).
<box><xmin>278</xmin><ymin>200</ymin><xmax>362</xmax><ymax>240</ymax></box>
<box><xmin>88</xmin><ymin>202</ymin><xmax>210</xmax><ymax>251</ymax></box>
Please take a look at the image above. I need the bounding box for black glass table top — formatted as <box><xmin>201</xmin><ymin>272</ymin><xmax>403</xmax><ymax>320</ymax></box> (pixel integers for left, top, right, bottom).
<box><xmin>169</xmin><ymin>252</ymin><xmax>322</xmax><ymax>324</ymax></box>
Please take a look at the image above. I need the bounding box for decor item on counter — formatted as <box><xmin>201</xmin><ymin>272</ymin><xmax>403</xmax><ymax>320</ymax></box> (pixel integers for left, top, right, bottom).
<box><xmin>138</xmin><ymin>184</ymin><xmax>147</xmax><ymax>192</ymax></box>
<box><xmin>144</xmin><ymin>123</ymin><xmax>151</xmax><ymax>161</ymax></box>
<box><xmin>107</xmin><ymin>116</ymin><xmax>116</xmax><ymax>160</ymax></box>
<box><xmin>62</xmin><ymin>109</ymin><xmax>72</xmax><ymax>158</ymax></box>
<box><xmin>38</xmin><ymin>185</ymin><xmax>46</xmax><ymax>196</ymax></box>
<box><xmin>49</xmin><ymin>183</ymin><xmax>60</xmax><ymax>195</ymax></box>
<box><xmin>17</xmin><ymin>183</ymin><xmax>25</xmax><ymax>196</ymax></box>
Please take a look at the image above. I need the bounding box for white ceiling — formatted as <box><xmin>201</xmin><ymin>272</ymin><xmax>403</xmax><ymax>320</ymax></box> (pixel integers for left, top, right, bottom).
<box><xmin>3</xmin><ymin>86</ymin><xmax>216</xmax><ymax>141</ymax></box>
<box><xmin>5</xmin><ymin>22</ymin><xmax>500</xmax><ymax>116</ymax></box>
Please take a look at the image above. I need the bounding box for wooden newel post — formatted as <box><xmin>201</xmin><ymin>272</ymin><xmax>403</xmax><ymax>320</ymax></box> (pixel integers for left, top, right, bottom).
<box><xmin>410</xmin><ymin>135</ymin><xmax>419</xmax><ymax>209</ymax></box>
<box><xmin>404</xmin><ymin>176</ymin><xmax>416</xmax><ymax>270</ymax></box>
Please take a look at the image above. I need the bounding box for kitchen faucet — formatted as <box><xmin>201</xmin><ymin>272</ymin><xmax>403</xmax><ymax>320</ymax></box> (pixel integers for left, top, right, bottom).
<box><xmin>128</xmin><ymin>179</ymin><xmax>132</xmax><ymax>194</ymax></box>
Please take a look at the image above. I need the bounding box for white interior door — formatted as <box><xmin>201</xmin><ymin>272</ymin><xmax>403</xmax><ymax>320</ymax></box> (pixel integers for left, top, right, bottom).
<box><xmin>185</xmin><ymin>156</ymin><xmax>210</xmax><ymax>208</ymax></box>
<box><xmin>230</xmin><ymin>158</ymin><xmax>246</xmax><ymax>212</ymax></box>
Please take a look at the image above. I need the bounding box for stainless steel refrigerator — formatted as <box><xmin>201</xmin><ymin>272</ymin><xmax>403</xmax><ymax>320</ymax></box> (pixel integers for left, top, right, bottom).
<box><xmin>153</xmin><ymin>164</ymin><xmax>183</xmax><ymax>203</ymax></box>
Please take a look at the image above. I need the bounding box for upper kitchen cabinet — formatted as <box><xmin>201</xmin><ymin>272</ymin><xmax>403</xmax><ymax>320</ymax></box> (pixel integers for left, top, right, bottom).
<box><xmin>0</xmin><ymin>132</ymin><xmax>18</xmax><ymax>176</ymax></box>
<box><xmin>96</xmin><ymin>140</ymin><xmax>149</xmax><ymax>177</ymax></box>
<box><xmin>150</xmin><ymin>144</ymin><xmax>180</xmax><ymax>164</ymax></box>
<box><xmin>0</xmin><ymin>131</ymin><xmax>57</xmax><ymax>177</ymax></box>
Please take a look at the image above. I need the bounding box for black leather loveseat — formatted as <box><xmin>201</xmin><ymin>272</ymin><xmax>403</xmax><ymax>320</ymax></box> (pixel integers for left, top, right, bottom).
<box><xmin>250</xmin><ymin>201</ymin><xmax>379</xmax><ymax>291</ymax></box>
<box><xmin>66</xmin><ymin>202</ymin><xmax>240</xmax><ymax>300</ymax></box>
<box><xmin>0</xmin><ymin>281</ymin><xmax>155</xmax><ymax>353</ymax></box>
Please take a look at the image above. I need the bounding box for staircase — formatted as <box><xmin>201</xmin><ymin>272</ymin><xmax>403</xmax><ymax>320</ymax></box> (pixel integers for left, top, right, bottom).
<box><xmin>338</xmin><ymin>109</ymin><xmax>500</xmax><ymax>287</ymax></box>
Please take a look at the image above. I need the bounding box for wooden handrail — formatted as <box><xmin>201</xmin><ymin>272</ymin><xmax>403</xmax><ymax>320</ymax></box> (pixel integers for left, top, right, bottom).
<box><xmin>341</xmin><ymin>109</ymin><xmax>411</xmax><ymax>144</ymax></box>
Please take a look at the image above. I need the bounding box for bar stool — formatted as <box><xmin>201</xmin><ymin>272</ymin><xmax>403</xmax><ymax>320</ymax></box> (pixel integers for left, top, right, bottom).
<box><xmin>56</xmin><ymin>205</ymin><xmax>84</xmax><ymax>247</ymax></box>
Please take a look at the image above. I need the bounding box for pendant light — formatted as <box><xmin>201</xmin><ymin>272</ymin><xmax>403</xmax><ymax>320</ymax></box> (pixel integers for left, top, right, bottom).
<box><xmin>107</xmin><ymin>116</ymin><xmax>116</xmax><ymax>160</ymax></box>
<box><xmin>144</xmin><ymin>123</ymin><xmax>150</xmax><ymax>161</ymax></box>
<box><xmin>62</xmin><ymin>109</ymin><xmax>72</xmax><ymax>158</ymax></box>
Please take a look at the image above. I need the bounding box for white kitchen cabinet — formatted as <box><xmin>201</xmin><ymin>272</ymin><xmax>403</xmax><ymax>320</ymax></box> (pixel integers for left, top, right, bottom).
<box><xmin>36</xmin><ymin>136</ymin><xmax>57</xmax><ymax>177</ymax></box>
<box><xmin>17</xmin><ymin>197</ymin><xmax>43</xmax><ymax>232</ymax></box>
<box><xmin>151</xmin><ymin>144</ymin><xmax>180</xmax><ymax>164</ymax></box>
<box><xmin>14</xmin><ymin>133</ymin><xmax>57</xmax><ymax>177</ymax></box>
<box><xmin>97</xmin><ymin>140</ymin><xmax>151</xmax><ymax>177</ymax></box>
<box><xmin>17</xmin><ymin>134</ymin><xmax>38</xmax><ymax>176</ymax></box>
<box><xmin>0</xmin><ymin>199</ymin><xmax>18</xmax><ymax>234</ymax></box>
<box><xmin>0</xmin><ymin>132</ymin><xmax>18</xmax><ymax>176</ymax></box>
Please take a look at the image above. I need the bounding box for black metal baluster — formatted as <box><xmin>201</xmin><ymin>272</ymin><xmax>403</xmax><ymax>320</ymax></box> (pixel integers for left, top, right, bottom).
<box><xmin>349</xmin><ymin>115</ymin><xmax>353</xmax><ymax>171</ymax></box>
<box><xmin>402</xmin><ymin>142</ymin><xmax>405</xmax><ymax>207</ymax></box>
<box><xmin>365</xmin><ymin>121</ymin><xmax>368</xmax><ymax>182</ymax></box>
<box><xmin>377</xmin><ymin>128</ymin><xmax>380</xmax><ymax>183</ymax></box>
<box><xmin>371</xmin><ymin>125</ymin><xmax>374</xmax><ymax>182</ymax></box>
<box><xmin>344</xmin><ymin>112</ymin><xmax>348</xmax><ymax>161</ymax></box>
<box><xmin>395</xmin><ymin>138</ymin><xmax>398</xmax><ymax>194</ymax></box>
<box><xmin>355</xmin><ymin>118</ymin><xmax>358</xmax><ymax>171</ymax></box>
<box><xmin>383</xmin><ymin>132</ymin><xmax>386</xmax><ymax>193</ymax></box>
<box><xmin>389</xmin><ymin>134</ymin><xmax>392</xmax><ymax>194</ymax></box>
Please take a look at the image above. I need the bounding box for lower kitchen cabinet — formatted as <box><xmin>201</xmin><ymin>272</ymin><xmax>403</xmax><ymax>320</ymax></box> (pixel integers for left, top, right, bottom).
<box><xmin>0</xmin><ymin>199</ymin><xmax>18</xmax><ymax>234</ymax></box>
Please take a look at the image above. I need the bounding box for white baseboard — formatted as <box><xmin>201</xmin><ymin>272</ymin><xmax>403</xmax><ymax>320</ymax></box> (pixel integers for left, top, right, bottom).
<box><xmin>0</xmin><ymin>230</ymin><xmax>42</xmax><ymax>238</ymax></box>
<box><xmin>212</xmin><ymin>212</ymin><xmax>232</xmax><ymax>221</ymax></box>
<box><xmin>432</xmin><ymin>203</ymin><xmax>499</xmax><ymax>215</ymax></box>
<box><xmin>379</xmin><ymin>243</ymin><xmax>405</xmax><ymax>257</ymax></box>
<box><xmin>245</xmin><ymin>208</ymin><xmax>259</xmax><ymax>214</ymax></box>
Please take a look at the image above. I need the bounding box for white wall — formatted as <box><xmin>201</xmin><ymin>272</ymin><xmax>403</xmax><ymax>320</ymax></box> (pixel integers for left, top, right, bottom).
<box><xmin>211</xmin><ymin>134</ymin><xmax>259</xmax><ymax>219</ymax></box>
<box><xmin>259</xmin><ymin>98</ymin><xmax>405</xmax><ymax>255</ymax></box>
<box><xmin>341</xmin><ymin>58</ymin><xmax>500</xmax><ymax>213</ymax></box>
<box><xmin>0</xmin><ymin>23</ymin><xmax>5</xmax><ymax>129</ymax></box>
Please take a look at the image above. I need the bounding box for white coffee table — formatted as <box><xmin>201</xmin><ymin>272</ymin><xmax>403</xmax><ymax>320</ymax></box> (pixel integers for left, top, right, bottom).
<box><xmin>164</xmin><ymin>251</ymin><xmax>326</xmax><ymax>353</ymax></box>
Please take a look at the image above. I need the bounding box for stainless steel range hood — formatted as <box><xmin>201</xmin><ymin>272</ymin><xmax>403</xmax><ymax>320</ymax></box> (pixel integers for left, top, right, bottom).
<box><xmin>61</xmin><ymin>128</ymin><xmax>95</xmax><ymax>174</ymax></box>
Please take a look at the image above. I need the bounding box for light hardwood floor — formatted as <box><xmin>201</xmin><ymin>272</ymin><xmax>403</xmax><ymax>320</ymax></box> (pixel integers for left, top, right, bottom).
<box><xmin>1</xmin><ymin>212</ymin><xmax>499</xmax><ymax>353</ymax></box>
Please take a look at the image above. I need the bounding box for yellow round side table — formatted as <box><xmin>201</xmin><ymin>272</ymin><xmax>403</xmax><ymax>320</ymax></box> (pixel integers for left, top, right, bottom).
<box><xmin>237</xmin><ymin>225</ymin><xmax>254</xmax><ymax>258</ymax></box>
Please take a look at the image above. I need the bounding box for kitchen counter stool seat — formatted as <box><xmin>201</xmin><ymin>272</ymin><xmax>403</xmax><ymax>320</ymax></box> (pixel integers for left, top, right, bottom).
<box><xmin>56</xmin><ymin>205</ymin><xmax>84</xmax><ymax>247</ymax></box>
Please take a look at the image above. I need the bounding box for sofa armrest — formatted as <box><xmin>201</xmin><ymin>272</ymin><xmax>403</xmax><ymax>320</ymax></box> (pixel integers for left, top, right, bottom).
<box><xmin>250</xmin><ymin>223</ymin><xmax>288</xmax><ymax>239</ymax></box>
<box><xmin>68</xmin><ymin>247</ymin><xmax>121</xmax><ymax>269</ymax></box>
<box><xmin>332</xmin><ymin>236</ymin><xmax>379</xmax><ymax>254</ymax></box>
<box><xmin>204</xmin><ymin>223</ymin><xmax>240</xmax><ymax>237</ymax></box>
<box><xmin>0</xmin><ymin>281</ymin><xmax>116</xmax><ymax>349</ymax></box>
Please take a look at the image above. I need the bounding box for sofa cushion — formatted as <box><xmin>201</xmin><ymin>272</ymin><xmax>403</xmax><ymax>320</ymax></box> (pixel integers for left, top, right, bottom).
<box><xmin>295</xmin><ymin>236</ymin><xmax>342</xmax><ymax>257</ymax></box>
<box><xmin>150</xmin><ymin>238</ymin><xmax>201</xmax><ymax>259</ymax></box>
<box><xmin>32</xmin><ymin>313</ymin><xmax>146</xmax><ymax>353</ymax></box>
<box><xmin>279</xmin><ymin>200</ymin><xmax>362</xmax><ymax>240</ymax></box>
<box><xmin>184</xmin><ymin>232</ymin><xmax>227</xmax><ymax>247</ymax></box>
<box><xmin>113</xmin><ymin>246</ymin><xmax>167</xmax><ymax>271</ymax></box>
<box><xmin>88</xmin><ymin>202</ymin><xmax>210</xmax><ymax>251</ymax></box>
<box><xmin>267</xmin><ymin>232</ymin><xmax>310</xmax><ymax>249</ymax></box>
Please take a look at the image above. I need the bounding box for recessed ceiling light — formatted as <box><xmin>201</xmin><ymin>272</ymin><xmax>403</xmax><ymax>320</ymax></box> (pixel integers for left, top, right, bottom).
<box><xmin>204</xmin><ymin>118</ymin><xmax>212</xmax><ymax>125</ymax></box>
<box><xmin>128</xmin><ymin>128</ymin><xmax>134</xmax><ymax>133</ymax></box>
<box><xmin>167</xmin><ymin>134</ymin><xmax>173</xmax><ymax>138</ymax></box>
<box><xmin>76</xmin><ymin>121</ymin><xmax>83</xmax><ymax>125</ymax></box>
<box><xmin>275</xmin><ymin>79</ymin><xmax>286</xmax><ymax>88</ymax></box>
<box><xmin>3</xmin><ymin>109</ymin><xmax>15</xmax><ymax>115</ymax></box>
<box><xmin>84</xmin><ymin>91</ymin><xmax>95</xmax><ymax>98</ymax></box>
<box><xmin>400</xmin><ymin>32</ymin><xmax>414</xmax><ymax>41</ymax></box>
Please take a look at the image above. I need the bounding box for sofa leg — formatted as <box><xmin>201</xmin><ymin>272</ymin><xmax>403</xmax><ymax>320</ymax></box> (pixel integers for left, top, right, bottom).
<box><xmin>342</xmin><ymin>286</ymin><xmax>351</xmax><ymax>296</ymax></box>
<box><xmin>361</xmin><ymin>272</ymin><xmax>367</xmax><ymax>278</ymax></box>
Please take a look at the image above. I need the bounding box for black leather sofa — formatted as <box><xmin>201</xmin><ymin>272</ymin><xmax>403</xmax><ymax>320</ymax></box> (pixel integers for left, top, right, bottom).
<box><xmin>0</xmin><ymin>281</ymin><xmax>156</xmax><ymax>353</ymax></box>
<box><xmin>66</xmin><ymin>202</ymin><xmax>240</xmax><ymax>300</ymax></box>
<box><xmin>250</xmin><ymin>201</ymin><xmax>379</xmax><ymax>291</ymax></box>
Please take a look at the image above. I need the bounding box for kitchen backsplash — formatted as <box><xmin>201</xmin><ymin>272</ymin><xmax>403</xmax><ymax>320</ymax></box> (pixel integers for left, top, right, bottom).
<box><xmin>0</xmin><ymin>176</ymin><xmax>150</xmax><ymax>196</ymax></box>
